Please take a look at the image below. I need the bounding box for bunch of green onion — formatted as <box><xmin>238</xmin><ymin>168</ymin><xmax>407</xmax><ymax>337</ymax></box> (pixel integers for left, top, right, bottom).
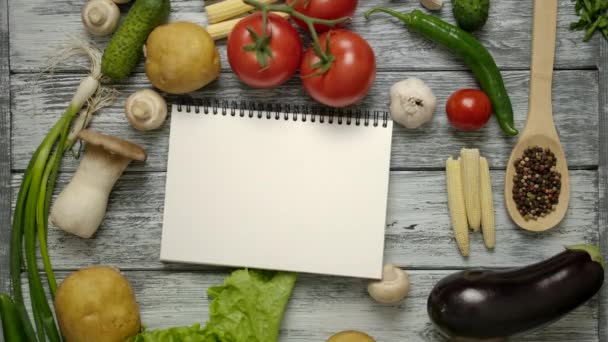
<box><xmin>0</xmin><ymin>42</ymin><xmax>107</xmax><ymax>342</ymax></box>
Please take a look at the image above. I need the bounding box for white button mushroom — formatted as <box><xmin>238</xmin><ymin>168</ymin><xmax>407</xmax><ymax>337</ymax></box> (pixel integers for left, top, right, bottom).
<box><xmin>125</xmin><ymin>89</ymin><xmax>168</xmax><ymax>131</ymax></box>
<box><xmin>420</xmin><ymin>0</ymin><xmax>444</xmax><ymax>11</ymax></box>
<box><xmin>50</xmin><ymin>130</ymin><xmax>147</xmax><ymax>239</ymax></box>
<box><xmin>367</xmin><ymin>264</ymin><xmax>410</xmax><ymax>304</ymax></box>
<box><xmin>81</xmin><ymin>0</ymin><xmax>120</xmax><ymax>37</ymax></box>
<box><xmin>389</xmin><ymin>78</ymin><xmax>437</xmax><ymax>129</ymax></box>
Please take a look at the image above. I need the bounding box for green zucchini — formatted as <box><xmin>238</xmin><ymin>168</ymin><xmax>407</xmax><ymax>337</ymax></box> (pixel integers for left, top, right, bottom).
<box><xmin>101</xmin><ymin>0</ymin><xmax>170</xmax><ymax>80</ymax></box>
<box><xmin>452</xmin><ymin>0</ymin><xmax>490</xmax><ymax>32</ymax></box>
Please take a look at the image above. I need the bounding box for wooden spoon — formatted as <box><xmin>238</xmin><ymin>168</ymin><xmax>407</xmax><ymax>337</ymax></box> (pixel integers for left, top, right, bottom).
<box><xmin>504</xmin><ymin>0</ymin><xmax>570</xmax><ymax>232</ymax></box>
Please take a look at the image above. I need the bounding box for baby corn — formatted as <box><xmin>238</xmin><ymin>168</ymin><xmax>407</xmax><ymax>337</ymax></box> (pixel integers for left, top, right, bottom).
<box><xmin>206</xmin><ymin>0</ymin><xmax>278</xmax><ymax>24</ymax></box>
<box><xmin>479</xmin><ymin>157</ymin><xmax>496</xmax><ymax>249</ymax></box>
<box><xmin>460</xmin><ymin>148</ymin><xmax>481</xmax><ymax>231</ymax></box>
<box><xmin>446</xmin><ymin>157</ymin><xmax>470</xmax><ymax>257</ymax></box>
<box><xmin>206</xmin><ymin>12</ymin><xmax>289</xmax><ymax>40</ymax></box>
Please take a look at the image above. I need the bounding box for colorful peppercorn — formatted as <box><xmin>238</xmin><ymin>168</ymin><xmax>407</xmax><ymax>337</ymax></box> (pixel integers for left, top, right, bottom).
<box><xmin>512</xmin><ymin>146</ymin><xmax>561</xmax><ymax>220</ymax></box>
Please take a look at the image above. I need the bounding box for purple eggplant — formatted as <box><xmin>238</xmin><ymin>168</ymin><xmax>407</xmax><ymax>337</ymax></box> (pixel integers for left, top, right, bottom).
<box><xmin>427</xmin><ymin>245</ymin><xmax>605</xmax><ymax>340</ymax></box>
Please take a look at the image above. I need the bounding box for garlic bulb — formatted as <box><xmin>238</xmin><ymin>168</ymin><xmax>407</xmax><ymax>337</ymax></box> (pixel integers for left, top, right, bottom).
<box><xmin>420</xmin><ymin>0</ymin><xmax>443</xmax><ymax>11</ymax></box>
<box><xmin>81</xmin><ymin>0</ymin><xmax>120</xmax><ymax>36</ymax></box>
<box><xmin>125</xmin><ymin>89</ymin><xmax>168</xmax><ymax>131</ymax></box>
<box><xmin>389</xmin><ymin>78</ymin><xmax>437</xmax><ymax>129</ymax></box>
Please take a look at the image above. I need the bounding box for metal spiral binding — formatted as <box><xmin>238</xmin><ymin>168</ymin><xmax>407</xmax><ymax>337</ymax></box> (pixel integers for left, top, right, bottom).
<box><xmin>172</xmin><ymin>97</ymin><xmax>390</xmax><ymax>128</ymax></box>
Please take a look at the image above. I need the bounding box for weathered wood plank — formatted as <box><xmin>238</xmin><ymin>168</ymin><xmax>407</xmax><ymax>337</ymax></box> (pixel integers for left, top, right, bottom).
<box><xmin>596</xmin><ymin>37</ymin><xmax>607</xmax><ymax>342</ymax></box>
<box><xmin>0</xmin><ymin>0</ymin><xmax>10</xmax><ymax>299</ymax></box>
<box><xmin>11</xmin><ymin>170</ymin><xmax>598</xmax><ymax>271</ymax></box>
<box><xmin>0</xmin><ymin>0</ymin><xmax>9</xmax><ymax>339</ymax></box>
<box><xmin>23</xmin><ymin>270</ymin><xmax>600</xmax><ymax>341</ymax></box>
<box><xmin>10</xmin><ymin>70</ymin><xmax>599</xmax><ymax>171</ymax></box>
<box><xmin>8</xmin><ymin>0</ymin><xmax>597</xmax><ymax>73</ymax></box>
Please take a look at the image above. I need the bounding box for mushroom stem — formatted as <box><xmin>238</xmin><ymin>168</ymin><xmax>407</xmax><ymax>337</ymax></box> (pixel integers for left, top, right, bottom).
<box><xmin>131</xmin><ymin>102</ymin><xmax>152</xmax><ymax>120</ymax></box>
<box><xmin>81</xmin><ymin>0</ymin><xmax>120</xmax><ymax>36</ymax></box>
<box><xmin>76</xmin><ymin>144</ymin><xmax>132</xmax><ymax>192</ymax></box>
<box><xmin>124</xmin><ymin>89</ymin><xmax>168</xmax><ymax>131</ymax></box>
<box><xmin>382</xmin><ymin>266</ymin><xmax>399</xmax><ymax>282</ymax></box>
<box><xmin>50</xmin><ymin>145</ymin><xmax>131</xmax><ymax>238</ymax></box>
<box><xmin>88</xmin><ymin>7</ymin><xmax>107</xmax><ymax>25</ymax></box>
<box><xmin>367</xmin><ymin>264</ymin><xmax>410</xmax><ymax>304</ymax></box>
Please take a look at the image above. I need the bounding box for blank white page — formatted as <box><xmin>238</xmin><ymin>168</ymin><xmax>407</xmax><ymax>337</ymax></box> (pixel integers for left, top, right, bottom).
<box><xmin>161</xmin><ymin>104</ymin><xmax>393</xmax><ymax>279</ymax></box>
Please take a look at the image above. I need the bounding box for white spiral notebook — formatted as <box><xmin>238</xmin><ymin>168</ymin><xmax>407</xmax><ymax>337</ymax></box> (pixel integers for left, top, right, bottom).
<box><xmin>160</xmin><ymin>101</ymin><xmax>393</xmax><ymax>279</ymax></box>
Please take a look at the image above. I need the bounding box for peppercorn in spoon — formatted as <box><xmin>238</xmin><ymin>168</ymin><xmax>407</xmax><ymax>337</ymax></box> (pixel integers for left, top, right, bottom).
<box><xmin>504</xmin><ymin>0</ymin><xmax>570</xmax><ymax>232</ymax></box>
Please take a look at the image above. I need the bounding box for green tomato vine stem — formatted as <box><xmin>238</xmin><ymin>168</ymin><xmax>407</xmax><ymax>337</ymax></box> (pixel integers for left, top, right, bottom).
<box><xmin>243</xmin><ymin>0</ymin><xmax>350</xmax><ymax>67</ymax></box>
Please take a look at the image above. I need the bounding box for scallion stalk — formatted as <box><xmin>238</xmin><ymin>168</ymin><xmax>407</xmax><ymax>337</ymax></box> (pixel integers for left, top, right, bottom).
<box><xmin>1</xmin><ymin>41</ymin><xmax>108</xmax><ymax>342</ymax></box>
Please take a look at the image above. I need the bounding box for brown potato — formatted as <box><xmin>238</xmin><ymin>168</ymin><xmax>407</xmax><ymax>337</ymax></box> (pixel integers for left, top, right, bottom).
<box><xmin>145</xmin><ymin>21</ymin><xmax>221</xmax><ymax>94</ymax></box>
<box><xmin>54</xmin><ymin>266</ymin><xmax>141</xmax><ymax>342</ymax></box>
<box><xmin>327</xmin><ymin>330</ymin><xmax>376</xmax><ymax>342</ymax></box>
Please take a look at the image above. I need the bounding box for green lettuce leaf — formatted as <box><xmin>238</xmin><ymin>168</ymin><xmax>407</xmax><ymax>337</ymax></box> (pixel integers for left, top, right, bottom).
<box><xmin>130</xmin><ymin>324</ymin><xmax>207</xmax><ymax>342</ymax></box>
<box><xmin>128</xmin><ymin>269</ymin><xmax>297</xmax><ymax>342</ymax></box>
<box><xmin>202</xmin><ymin>269</ymin><xmax>297</xmax><ymax>342</ymax></box>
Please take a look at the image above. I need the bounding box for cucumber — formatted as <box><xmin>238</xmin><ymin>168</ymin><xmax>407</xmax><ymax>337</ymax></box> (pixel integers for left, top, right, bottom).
<box><xmin>452</xmin><ymin>0</ymin><xmax>489</xmax><ymax>32</ymax></box>
<box><xmin>101</xmin><ymin>0</ymin><xmax>170</xmax><ymax>80</ymax></box>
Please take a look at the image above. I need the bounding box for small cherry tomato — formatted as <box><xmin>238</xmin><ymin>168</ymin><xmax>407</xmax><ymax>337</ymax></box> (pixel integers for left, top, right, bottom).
<box><xmin>227</xmin><ymin>12</ymin><xmax>302</xmax><ymax>88</ymax></box>
<box><xmin>300</xmin><ymin>30</ymin><xmax>376</xmax><ymax>108</ymax></box>
<box><xmin>446</xmin><ymin>89</ymin><xmax>493</xmax><ymax>130</ymax></box>
<box><xmin>286</xmin><ymin>0</ymin><xmax>358</xmax><ymax>33</ymax></box>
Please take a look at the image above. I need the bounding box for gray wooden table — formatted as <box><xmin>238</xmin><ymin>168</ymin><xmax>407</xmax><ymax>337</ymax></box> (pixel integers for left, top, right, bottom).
<box><xmin>1</xmin><ymin>0</ymin><xmax>608</xmax><ymax>341</ymax></box>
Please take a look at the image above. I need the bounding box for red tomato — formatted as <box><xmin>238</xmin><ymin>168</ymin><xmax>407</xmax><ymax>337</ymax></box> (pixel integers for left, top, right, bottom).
<box><xmin>446</xmin><ymin>89</ymin><xmax>493</xmax><ymax>130</ymax></box>
<box><xmin>227</xmin><ymin>13</ymin><xmax>302</xmax><ymax>88</ymax></box>
<box><xmin>300</xmin><ymin>30</ymin><xmax>375</xmax><ymax>108</ymax></box>
<box><xmin>286</xmin><ymin>0</ymin><xmax>358</xmax><ymax>32</ymax></box>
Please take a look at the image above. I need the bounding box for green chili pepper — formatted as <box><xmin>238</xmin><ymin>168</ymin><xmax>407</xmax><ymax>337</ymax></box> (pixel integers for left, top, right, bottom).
<box><xmin>365</xmin><ymin>8</ymin><xmax>519</xmax><ymax>136</ymax></box>
<box><xmin>0</xmin><ymin>293</ymin><xmax>28</xmax><ymax>342</ymax></box>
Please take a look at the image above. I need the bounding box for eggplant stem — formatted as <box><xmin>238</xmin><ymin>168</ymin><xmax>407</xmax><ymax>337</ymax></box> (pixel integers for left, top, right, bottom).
<box><xmin>566</xmin><ymin>245</ymin><xmax>605</xmax><ymax>269</ymax></box>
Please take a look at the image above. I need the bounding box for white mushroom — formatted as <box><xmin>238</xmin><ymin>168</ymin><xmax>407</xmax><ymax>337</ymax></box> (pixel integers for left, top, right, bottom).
<box><xmin>125</xmin><ymin>89</ymin><xmax>168</xmax><ymax>131</ymax></box>
<box><xmin>389</xmin><ymin>78</ymin><xmax>437</xmax><ymax>129</ymax></box>
<box><xmin>50</xmin><ymin>130</ymin><xmax>147</xmax><ymax>239</ymax></box>
<box><xmin>81</xmin><ymin>0</ymin><xmax>120</xmax><ymax>36</ymax></box>
<box><xmin>367</xmin><ymin>264</ymin><xmax>410</xmax><ymax>304</ymax></box>
<box><xmin>420</xmin><ymin>0</ymin><xmax>443</xmax><ymax>11</ymax></box>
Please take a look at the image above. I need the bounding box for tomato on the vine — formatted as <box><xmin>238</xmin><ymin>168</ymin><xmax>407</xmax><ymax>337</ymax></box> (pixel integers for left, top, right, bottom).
<box><xmin>300</xmin><ymin>30</ymin><xmax>375</xmax><ymax>108</ymax></box>
<box><xmin>286</xmin><ymin>0</ymin><xmax>358</xmax><ymax>32</ymax></box>
<box><xmin>446</xmin><ymin>89</ymin><xmax>493</xmax><ymax>130</ymax></box>
<box><xmin>227</xmin><ymin>12</ymin><xmax>302</xmax><ymax>89</ymax></box>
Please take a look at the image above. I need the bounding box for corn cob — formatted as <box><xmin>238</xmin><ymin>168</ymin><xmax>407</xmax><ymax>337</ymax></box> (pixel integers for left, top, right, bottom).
<box><xmin>446</xmin><ymin>157</ymin><xmax>470</xmax><ymax>257</ymax></box>
<box><xmin>206</xmin><ymin>0</ymin><xmax>278</xmax><ymax>24</ymax></box>
<box><xmin>460</xmin><ymin>148</ymin><xmax>481</xmax><ymax>231</ymax></box>
<box><xmin>479</xmin><ymin>157</ymin><xmax>496</xmax><ymax>249</ymax></box>
<box><xmin>206</xmin><ymin>12</ymin><xmax>289</xmax><ymax>40</ymax></box>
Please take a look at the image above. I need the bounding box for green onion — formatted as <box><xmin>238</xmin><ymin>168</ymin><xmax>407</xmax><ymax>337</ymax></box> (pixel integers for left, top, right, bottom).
<box><xmin>2</xmin><ymin>41</ymin><xmax>106</xmax><ymax>342</ymax></box>
<box><xmin>0</xmin><ymin>294</ymin><xmax>28</xmax><ymax>341</ymax></box>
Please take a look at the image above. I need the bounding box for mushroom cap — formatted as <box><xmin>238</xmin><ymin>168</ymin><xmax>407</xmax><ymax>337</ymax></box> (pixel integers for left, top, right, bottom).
<box><xmin>79</xmin><ymin>129</ymin><xmax>147</xmax><ymax>162</ymax></box>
